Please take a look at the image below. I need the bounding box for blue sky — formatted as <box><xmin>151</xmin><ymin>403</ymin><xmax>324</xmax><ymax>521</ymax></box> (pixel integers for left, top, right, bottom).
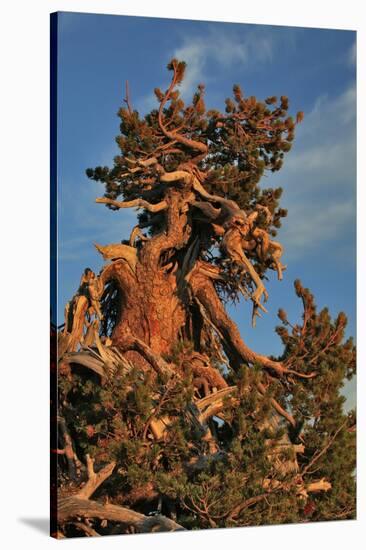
<box><xmin>55</xmin><ymin>12</ymin><xmax>356</xmax><ymax>407</ymax></box>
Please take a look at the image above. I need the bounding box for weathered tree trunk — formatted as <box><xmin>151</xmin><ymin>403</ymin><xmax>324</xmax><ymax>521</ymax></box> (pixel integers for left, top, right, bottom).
<box><xmin>100</xmin><ymin>189</ymin><xmax>193</xmax><ymax>362</ymax></box>
<box><xmin>112</xmin><ymin>261</ymin><xmax>186</xmax><ymax>356</ymax></box>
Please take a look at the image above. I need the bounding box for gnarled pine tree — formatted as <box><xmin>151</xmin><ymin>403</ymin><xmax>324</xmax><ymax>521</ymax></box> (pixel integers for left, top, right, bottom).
<box><xmin>53</xmin><ymin>60</ymin><xmax>356</xmax><ymax>538</ymax></box>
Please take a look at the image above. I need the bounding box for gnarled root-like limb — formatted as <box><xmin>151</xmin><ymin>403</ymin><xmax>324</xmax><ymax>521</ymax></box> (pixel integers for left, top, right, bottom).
<box><xmin>58</xmin><ymin>498</ymin><xmax>185</xmax><ymax>534</ymax></box>
<box><xmin>182</xmin><ymin>351</ymin><xmax>228</xmax><ymax>393</ymax></box>
<box><xmin>252</xmin><ymin>228</ymin><xmax>286</xmax><ymax>281</ymax></box>
<box><xmin>158</xmin><ymin>169</ymin><xmax>242</xmax><ymax>224</ymax></box>
<box><xmin>95</xmin><ymin>243</ymin><xmax>138</xmax><ymax>272</ymax></box>
<box><xmin>88</xmin><ymin>273</ymin><xmax>104</xmax><ymax>321</ymax></box>
<box><xmin>56</xmin><ymin>416</ymin><xmax>82</xmax><ymax>480</ymax></box>
<box><xmin>119</xmin><ymin>336</ymin><xmax>175</xmax><ymax>378</ymax></box>
<box><xmin>129</xmin><ymin>225</ymin><xmax>148</xmax><ymax>247</ymax></box>
<box><xmin>269</xmin><ymin>240</ymin><xmax>286</xmax><ymax>280</ymax></box>
<box><xmin>189</xmin><ymin>264</ymin><xmax>316</xmax><ymax>381</ymax></box>
<box><xmin>96</xmin><ymin>196</ymin><xmax>168</xmax><ymax>213</ymax></box>
<box><xmin>195</xmin><ymin>384</ymin><xmax>296</xmax><ymax>429</ymax></box>
<box><xmin>70</xmin><ymin>522</ymin><xmax>101</xmax><ymax>537</ymax></box>
<box><xmin>222</xmin><ymin>227</ymin><xmax>268</xmax><ymax>326</ymax></box>
<box><xmin>58</xmin><ymin>454</ymin><xmax>184</xmax><ymax>535</ymax></box>
<box><xmin>67</xmin><ymin>295</ymin><xmax>89</xmax><ymax>352</ymax></box>
<box><xmin>196</xmin><ymin>386</ymin><xmax>237</xmax><ymax>424</ymax></box>
<box><xmin>78</xmin><ymin>454</ymin><xmax>116</xmax><ymax>499</ymax></box>
<box><xmin>190</xmin><ymin>265</ymin><xmax>278</xmax><ymax>373</ymax></box>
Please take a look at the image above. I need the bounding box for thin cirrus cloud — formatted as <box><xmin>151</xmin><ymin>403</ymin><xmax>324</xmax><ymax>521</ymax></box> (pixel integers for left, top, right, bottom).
<box><xmin>136</xmin><ymin>27</ymin><xmax>278</xmax><ymax>112</ymax></box>
<box><xmin>274</xmin><ymin>84</ymin><xmax>356</xmax><ymax>261</ymax></box>
<box><xmin>172</xmin><ymin>28</ymin><xmax>275</xmax><ymax>96</ymax></box>
<box><xmin>282</xmin><ymin>200</ymin><xmax>355</xmax><ymax>257</ymax></box>
<box><xmin>58</xmin><ymin>179</ymin><xmax>136</xmax><ymax>262</ymax></box>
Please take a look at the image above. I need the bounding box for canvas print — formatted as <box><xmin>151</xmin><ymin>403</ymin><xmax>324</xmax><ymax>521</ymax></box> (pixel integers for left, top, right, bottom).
<box><xmin>50</xmin><ymin>12</ymin><xmax>356</xmax><ymax>538</ymax></box>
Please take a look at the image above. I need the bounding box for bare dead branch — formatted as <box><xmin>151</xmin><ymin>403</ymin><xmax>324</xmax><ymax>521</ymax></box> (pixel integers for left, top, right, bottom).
<box><xmin>77</xmin><ymin>455</ymin><xmax>116</xmax><ymax>500</ymax></box>
<box><xmin>72</xmin><ymin>521</ymin><xmax>101</xmax><ymax>537</ymax></box>
<box><xmin>124</xmin><ymin>80</ymin><xmax>133</xmax><ymax>114</ymax></box>
<box><xmin>121</xmin><ymin>337</ymin><xmax>175</xmax><ymax>377</ymax></box>
<box><xmin>58</xmin><ymin>497</ymin><xmax>185</xmax><ymax>533</ymax></box>
<box><xmin>306</xmin><ymin>478</ymin><xmax>332</xmax><ymax>493</ymax></box>
<box><xmin>96</xmin><ymin>197</ymin><xmax>168</xmax><ymax>213</ymax></box>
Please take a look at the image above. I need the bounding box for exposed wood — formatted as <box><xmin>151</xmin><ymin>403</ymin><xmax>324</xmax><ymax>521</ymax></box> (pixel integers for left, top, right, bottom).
<box><xmin>190</xmin><ymin>264</ymin><xmax>315</xmax><ymax>381</ymax></box>
<box><xmin>58</xmin><ymin>497</ymin><xmax>185</xmax><ymax>533</ymax></box>
<box><xmin>96</xmin><ymin>196</ymin><xmax>168</xmax><ymax>212</ymax></box>
<box><xmin>120</xmin><ymin>336</ymin><xmax>175</xmax><ymax>377</ymax></box>
<box><xmin>95</xmin><ymin>243</ymin><xmax>137</xmax><ymax>271</ymax></box>
<box><xmin>77</xmin><ymin>455</ymin><xmax>116</xmax><ymax>499</ymax></box>
<box><xmin>72</xmin><ymin>521</ymin><xmax>101</xmax><ymax>537</ymax></box>
<box><xmin>58</xmin><ymin>453</ymin><xmax>184</xmax><ymax>533</ymax></box>
<box><xmin>306</xmin><ymin>478</ymin><xmax>332</xmax><ymax>493</ymax></box>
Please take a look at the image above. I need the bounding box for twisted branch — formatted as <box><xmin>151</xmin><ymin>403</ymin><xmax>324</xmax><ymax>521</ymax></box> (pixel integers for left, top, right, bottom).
<box><xmin>96</xmin><ymin>196</ymin><xmax>168</xmax><ymax>212</ymax></box>
<box><xmin>58</xmin><ymin>453</ymin><xmax>184</xmax><ymax>534</ymax></box>
<box><xmin>78</xmin><ymin>454</ymin><xmax>116</xmax><ymax>499</ymax></box>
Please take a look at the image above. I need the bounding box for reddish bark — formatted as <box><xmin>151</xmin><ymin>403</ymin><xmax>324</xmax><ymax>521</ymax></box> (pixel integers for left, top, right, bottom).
<box><xmin>100</xmin><ymin>189</ymin><xmax>192</xmax><ymax>364</ymax></box>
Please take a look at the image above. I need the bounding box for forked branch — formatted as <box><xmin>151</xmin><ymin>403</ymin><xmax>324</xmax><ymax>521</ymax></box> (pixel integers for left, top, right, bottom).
<box><xmin>77</xmin><ymin>454</ymin><xmax>116</xmax><ymax>499</ymax></box>
<box><xmin>58</xmin><ymin>453</ymin><xmax>184</xmax><ymax>534</ymax></box>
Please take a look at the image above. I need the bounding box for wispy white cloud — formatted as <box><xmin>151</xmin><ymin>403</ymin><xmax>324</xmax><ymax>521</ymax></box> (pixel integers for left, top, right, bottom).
<box><xmin>58</xmin><ymin>235</ymin><xmax>93</xmax><ymax>262</ymax></box>
<box><xmin>282</xmin><ymin>200</ymin><xmax>355</xmax><ymax>257</ymax></box>
<box><xmin>173</xmin><ymin>29</ymin><xmax>274</xmax><ymax>94</ymax></box>
<box><xmin>293</xmin><ymin>85</ymin><xmax>356</xmax><ymax>139</ymax></box>
<box><xmin>275</xmin><ymin>85</ymin><xmax>356</xmax><ymax>261</ymax></box>
<box><xmin>58</xmin><ymin>178</ymin><xmax>136</xmax><ymax>262</ymax></box>
<box><xmin>136</xmin><ymin>27</ymin><xmax>278</xmax><ymax>113</ymax></box>
<box><xmin>173</xmin><ymin>28</ymin><xmax>275</xmax><ymax>97</ymax></box>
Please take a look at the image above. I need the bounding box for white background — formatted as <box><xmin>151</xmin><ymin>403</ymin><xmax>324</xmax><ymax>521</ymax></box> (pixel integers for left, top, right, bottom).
<box><xmin>0</xmin><ymin>1</ymin><xmax>364</xmax><ymax>549</ymax></box>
